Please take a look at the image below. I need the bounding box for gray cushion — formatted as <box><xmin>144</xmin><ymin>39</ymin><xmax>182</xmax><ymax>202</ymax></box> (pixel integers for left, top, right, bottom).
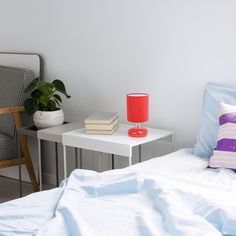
<box><xmin>0</xmin><ymin>132</ymin><xmax>14</xmax><ymax>160</ymax></box>
<box><xmin>0</xmin><ymin>66</ymin><xmax>35</xmax><ymax>160</ymax></box>
<box><xmin>0</xmin><ymin>66</ymin><xmax>35</xmax><ymax>138</ymax></box>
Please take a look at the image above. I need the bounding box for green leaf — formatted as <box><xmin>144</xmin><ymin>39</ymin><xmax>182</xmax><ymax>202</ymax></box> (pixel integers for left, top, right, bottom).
<box><xmin>39</xmin><ymin>95</ymin><xmax>50</xmax><ymax>107</ymax></box>
<box><xmin>52</xmin><ymin>80</ymin><xmax>71</xmax><ymax>98</ymax></box>
<box><xmin>31</xmin><ymin>89</ymin><xmax>42</xmax><ymax>100</ymax></box>
<box><xmin>53</xmin><ymin>94</ymin><xmax>62</xmax><ymax>103</ymax></box>
<box><xmin>47</xmin><ymin>100</ymin><xmax>57</xmax><ymax>111</ymax></box>
<box><xmin>24</xmin><ymin>78</ymin><xmax>39</xmax><ymax>93</ymax></box>
<box><xmin>24</xmin><ymin>98</ymin><xmax>37</xmax><ymax>115</ymax></box>
<box><xmin>38</xmin><ymin>81</ymin><xmax>55</xmax><ymax>95</ymax></box>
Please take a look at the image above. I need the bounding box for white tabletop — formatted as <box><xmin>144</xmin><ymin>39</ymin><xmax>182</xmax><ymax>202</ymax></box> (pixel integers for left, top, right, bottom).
<box><xmin>62</xmin><ymin>124</ymin><xmax>173</xmax><ymax>157</ymax></box>
<box><xmin>37</xmin><ymin>122</ymin><xmax>83</xmax><ymax>143</ymax></box>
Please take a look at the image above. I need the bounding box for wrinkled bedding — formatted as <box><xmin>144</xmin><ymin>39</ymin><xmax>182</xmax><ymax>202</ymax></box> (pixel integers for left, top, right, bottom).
<box><xmin>0</xmin><ymin>148</ymin><xmax>236</xmax><ymax>236</ymax></box>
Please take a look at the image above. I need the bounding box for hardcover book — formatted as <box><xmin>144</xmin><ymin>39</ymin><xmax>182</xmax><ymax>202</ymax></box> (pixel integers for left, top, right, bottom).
<box><xmin>85</xmin><ymin>118</ymin><xmax>119</xmax><ymax>131</ymax></box>
<box><xmin>86</xmin><ymin>124</ymin><xmax>119</xmax><ymax>134</ymax></box>
<box><xmin>84</xmin><ymin>112</ymin><xmax>119</xmax><ymax>125</ymax></box>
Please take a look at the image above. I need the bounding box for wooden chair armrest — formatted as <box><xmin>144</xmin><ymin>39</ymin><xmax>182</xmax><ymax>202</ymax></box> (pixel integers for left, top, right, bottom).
<box><xmin>0</xmin><ymin>106</ymin><xmax>25</xmax><ymax>115</ymax></box>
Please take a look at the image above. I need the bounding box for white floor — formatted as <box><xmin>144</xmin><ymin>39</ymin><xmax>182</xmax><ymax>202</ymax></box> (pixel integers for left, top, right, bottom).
<box><xmin>0</xmin><ymin>176</ymin><xmax>55</xmax><ymax>204</ymax></box>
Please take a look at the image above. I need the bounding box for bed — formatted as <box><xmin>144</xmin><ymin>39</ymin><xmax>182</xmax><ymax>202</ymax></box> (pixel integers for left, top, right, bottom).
<box><xmin>0</xmin><ymin>148</ymin><xmax>235</xmax><ymax>236</ymax></box>
<box><xmin>0</xmin><ymin>55</ymin><xmax>235</xmax><ymax>235</ymax></box>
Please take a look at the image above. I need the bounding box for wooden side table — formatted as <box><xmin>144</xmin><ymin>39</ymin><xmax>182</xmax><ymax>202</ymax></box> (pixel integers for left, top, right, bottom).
<box><xmin>62</xmin><ymin>124</ymin><xmax>174</xmax><ymax>178</ymax></box>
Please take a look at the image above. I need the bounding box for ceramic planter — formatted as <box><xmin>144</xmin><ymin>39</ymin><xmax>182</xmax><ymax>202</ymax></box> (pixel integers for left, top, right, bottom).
<box><xmin>33</xmin><ymin>109</ymin><xmax>64</xmax><ymax>129</ymax></box>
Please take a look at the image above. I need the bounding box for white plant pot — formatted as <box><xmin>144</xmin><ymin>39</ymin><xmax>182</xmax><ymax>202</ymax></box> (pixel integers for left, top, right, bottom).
<box><xmin>33</xmin><ymin>109</ymin><xmax>64</xmax><ymax>129</ymax></box>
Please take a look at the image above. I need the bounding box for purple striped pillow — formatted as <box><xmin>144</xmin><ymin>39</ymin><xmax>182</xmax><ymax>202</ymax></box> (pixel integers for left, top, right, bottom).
<box><xmin>209</xmin><ymin>103</ymin><xmax>236</xmax><ymax>169</ymax></box>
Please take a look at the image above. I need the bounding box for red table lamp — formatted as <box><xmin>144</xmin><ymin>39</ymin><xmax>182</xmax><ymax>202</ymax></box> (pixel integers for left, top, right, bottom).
<box><xmin>126</xmin><ymin>93</ymin><xmax>149</xmax><ymax>137</ymax></box>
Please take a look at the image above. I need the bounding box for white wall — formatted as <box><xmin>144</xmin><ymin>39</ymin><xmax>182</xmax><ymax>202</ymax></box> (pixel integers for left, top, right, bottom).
<box><xmin>1</xmin><ymin>0</ymin><xmax>236</xmax><ymax>182</ymax></box>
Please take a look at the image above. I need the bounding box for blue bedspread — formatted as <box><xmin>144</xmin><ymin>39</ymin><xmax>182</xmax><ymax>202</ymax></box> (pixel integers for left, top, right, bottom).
<box><xmin>0</xmin><ymin>149</ymin><xmax>236</xmax><ymax>236</ymax></box>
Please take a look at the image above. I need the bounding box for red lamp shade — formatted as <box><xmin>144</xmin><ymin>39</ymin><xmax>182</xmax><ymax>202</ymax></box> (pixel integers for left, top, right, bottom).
<box><xmin>126</xmin><ymin>93</ymin><xmax>149</xmax><ymax>137</ymax></box>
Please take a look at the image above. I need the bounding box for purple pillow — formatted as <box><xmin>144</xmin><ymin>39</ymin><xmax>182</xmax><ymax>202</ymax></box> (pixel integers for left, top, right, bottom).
<box><xmin>209</xmin><ymin>103</ymin><xmax>236</xmax><ymax>169</ymax></box>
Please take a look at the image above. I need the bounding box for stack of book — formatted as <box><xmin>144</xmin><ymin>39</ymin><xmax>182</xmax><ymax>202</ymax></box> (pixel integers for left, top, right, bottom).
<box><xmin>85</xmin><ymin>112</ymin><xmax>119</xmax><ymax>134</ymax></box>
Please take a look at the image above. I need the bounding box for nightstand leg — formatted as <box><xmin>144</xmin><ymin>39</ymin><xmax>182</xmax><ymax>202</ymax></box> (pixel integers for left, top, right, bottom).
<box><xmin>38</xmin><ymin>139</ymin><xmax>42</xmax><ymax>191</ymax></box>
<box><xmin>55</xmin><ymin>143</ymin><xmax>59</xmax><ymax>187</ymax></box>
<box><xmin>98</xmin><ymin>152</ymin><xmax>102</xmax><ymax>172</ymax></box>
<box><xmin>138</xmin><ymin>145</ymin><xmax>142</xmax><ymax>163</ymax></box>
<box><xmin>79</xmin><ymin>148</ymin><xmax>83</xmax><ymax>169</ymax></box>
<box><xmin>75</xmin><ymin>148</ymin><xmax>78</xmax><ymax>169</ymax></box>
<box><xmin>63</xmin><ymin>145</ymin><xmax>67</xmax><ymax>179</ymax></box>
<box><xmin>111</xmin><ymin>154</ymin><xmax>115</xmax><ymax>169</ymax></box>
<box><xmin>128</xmin><ymin>156</ymin><xmax>132</xmax><ymax>166</ymax></box>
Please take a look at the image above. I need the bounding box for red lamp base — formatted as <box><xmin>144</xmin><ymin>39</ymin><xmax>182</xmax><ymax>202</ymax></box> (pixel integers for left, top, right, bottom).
<box><xmin>128</xmin><ymin>127</ymin><xmax>148</xmax><ymax>137</ymax></box>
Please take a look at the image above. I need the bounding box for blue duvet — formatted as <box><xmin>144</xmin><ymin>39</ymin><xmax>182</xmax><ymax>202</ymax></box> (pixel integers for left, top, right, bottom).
<box><xmin>0</xmin><ymin>149</ymin><xmax>236</xmax><ymax>236</ymax></box>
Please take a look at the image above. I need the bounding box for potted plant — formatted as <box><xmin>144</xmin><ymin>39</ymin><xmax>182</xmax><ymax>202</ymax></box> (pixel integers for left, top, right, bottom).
<box><xmin>24</xmin><ymin>78</ymin><xmax>71</xmax><ymax>129</ymax></box>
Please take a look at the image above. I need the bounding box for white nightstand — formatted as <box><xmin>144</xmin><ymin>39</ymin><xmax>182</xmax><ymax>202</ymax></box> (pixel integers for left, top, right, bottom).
<box><xmin>37</xmin><ymin>122</ymin><xmax>83</xmax><ymax>190</ymax></box>
<box><xmin>62</xmin><ymin>124</ymin><xmax>174</xmax><ymax>178</ymax></box>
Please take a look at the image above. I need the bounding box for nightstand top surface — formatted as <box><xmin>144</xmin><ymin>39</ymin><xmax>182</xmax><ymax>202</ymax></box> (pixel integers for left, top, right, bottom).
<box><xmin>62</xmin><ymin>124</ymin><xmax>173</xmax><ymax>157</ymax></box>
<box><xmin>37</xmin><ymin>122</ymin><xmax>83</xmax><ymax>143</ymax></box>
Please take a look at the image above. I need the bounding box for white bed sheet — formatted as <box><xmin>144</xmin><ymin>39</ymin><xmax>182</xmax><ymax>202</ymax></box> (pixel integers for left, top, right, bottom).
<box><xmin>131</xmin><ymin>148</ymin><xmax>236</xmax><ymax>188</ymax></box>
<box><xmin>0</xmin><ymin>148</ymin><xmax>235</xmax><ymax>236</ymax></box>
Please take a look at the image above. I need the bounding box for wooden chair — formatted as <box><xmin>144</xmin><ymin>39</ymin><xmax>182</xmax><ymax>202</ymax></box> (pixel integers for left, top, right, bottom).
<box><xmin>0</xmin><ymin>106</ymin><xmax>39</xmax><ymax>191</ymax></box>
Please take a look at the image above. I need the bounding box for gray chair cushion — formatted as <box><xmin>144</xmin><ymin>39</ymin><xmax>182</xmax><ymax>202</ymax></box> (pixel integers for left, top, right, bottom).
<box><xmin>0</xmin><ymin>66</ymin><xmax>35</xmax><ymax>161</ymax></box>
<box><xmin>0</xmin><ymin>66</ymin><xmax>35</xmax><ymax>138</ymax></box>
<box><xmin>0</xmin><ymin>132</ymin><xmax>14</xmax><ymax>160</ymax></box>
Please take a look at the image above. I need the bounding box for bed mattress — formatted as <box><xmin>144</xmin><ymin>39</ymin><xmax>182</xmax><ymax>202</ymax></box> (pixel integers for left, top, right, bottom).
<box><xmin>0</xmin><ymin>148</ymin><xmax>235</xmax><ymax>236</ymax></box>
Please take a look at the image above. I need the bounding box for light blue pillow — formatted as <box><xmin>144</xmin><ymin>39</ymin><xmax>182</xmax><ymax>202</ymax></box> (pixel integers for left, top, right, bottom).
<box><xmin>192</xmin><ymin>82</ymin><xmax>236</xmax><ymax>158</ymax></box>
